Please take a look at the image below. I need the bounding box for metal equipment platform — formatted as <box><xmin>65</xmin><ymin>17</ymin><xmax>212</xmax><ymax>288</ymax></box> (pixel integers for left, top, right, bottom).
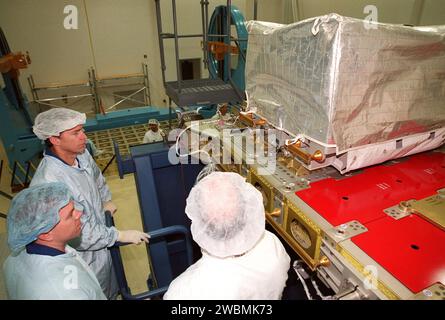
<box><xmin>296</xmin><ymin>151</ymin><xmax>445</xmax><ymax>295</ymax></box>
<box><xmin>155</xmin><ymin>0</ymin><xmax>245</xmax><ymax>108</ymax></box>
<box><xmin>165</xmin><ymin>79</ymin><xmax>241</xmax><ymax>106</ymax></box>
<box><xmin>186</xmin><ymin>117</ymin><xmax>445</xmax><ymax>300</ymax></box>
<box><xmin>296</xmin><ymin>152</ymin><xmax>445</xmax><ymax>226</ymax></box>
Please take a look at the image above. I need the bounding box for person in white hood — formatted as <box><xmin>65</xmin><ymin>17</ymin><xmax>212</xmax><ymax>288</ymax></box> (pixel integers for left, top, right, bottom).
<box><xmin>163</xmin><ymin>172</ymin><xmax>290</xmax><ymax>300</ymax></box>
<box><xmin>143</xmin><ymin>119</ymin><xmax>165</xmax><ymax>144</ymax></box>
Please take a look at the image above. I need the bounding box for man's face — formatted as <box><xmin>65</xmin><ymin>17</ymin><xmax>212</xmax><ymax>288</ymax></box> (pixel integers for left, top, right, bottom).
<box><xmin>51</xmin><ymin>201</ymin><xmax>83</xmax><ymax>242</ymax></box>
<box><xmin>149</xmin><ymin>124</ymin><xmax>159</xmax><ymax>132</ymax></box>
<box><xmin>54</xmin><ymin>124</ymin><xmax>87</xmax><ymax>154</ymax></box>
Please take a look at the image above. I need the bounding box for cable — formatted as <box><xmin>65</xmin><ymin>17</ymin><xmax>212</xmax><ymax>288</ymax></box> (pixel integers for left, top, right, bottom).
<box><xmin>285</xmin><ymin>135</ymin><xmax>303</xmax><ymax>146</ymax></box>
<box><xmin>195</xmin><ymin>162</ymin><xmax>217</xmax><ymax>184</ymax></box>
<box><xmin>292</xmin><ymin>260</ymin><xmax>313</xmax><ymax>300</ymax></box>
<box><xmin>310</xmin><ymin>277</ymin><xmax>336</xmax><ymax>300</ymax></box>
<box><xmin>173</xmin><ymin>124</ymin><xmax>218</xmax><ymax>184</ymax></box>
<box><xmin>228</xmin><ymin>115</ymin><xmax>240</xmax><ymax>126</ymax></box>
<box><xmin>83</xmin><ymin>0</ymin><xmax>98</xmax><ymax>71</ymax></box>
<box><xmin>245</xmin><ymin>90</ymin><xmax>257</xmax><ymax>113</ymax></box>
<box><xmin>294</xmin><ymin>261</ymin><xmax>336</xmax><ymax>300</ymax></box>
<box><xmin>174</xmin><ymin>123</ymin><xmax>212</xmax><ymax>161</ymax></box>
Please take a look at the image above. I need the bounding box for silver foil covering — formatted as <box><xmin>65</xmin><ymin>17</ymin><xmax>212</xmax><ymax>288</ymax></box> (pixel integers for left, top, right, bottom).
<box><xmin>245</xmin><ymin>14</ymin><xmax>445</xmax><ymax>154</ymax></box>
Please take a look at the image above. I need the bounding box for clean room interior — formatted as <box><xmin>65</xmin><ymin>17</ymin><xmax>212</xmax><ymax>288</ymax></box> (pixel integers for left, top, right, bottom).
<box><xmin>0</xmin><ymin>0</ymin><xmax>445</xmax><ymax>302</ymax></box>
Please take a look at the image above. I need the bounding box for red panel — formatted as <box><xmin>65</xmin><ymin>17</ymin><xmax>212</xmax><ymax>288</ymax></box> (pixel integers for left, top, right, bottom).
<box><xmin>352</xmin><ymin>215</ymin><xmax>445</xmax><ymax>293</ymax></box>
<box><xmin>296</xmin><ymin>152</ymin><xmax>445</xmax><ymax>226</ymax></box>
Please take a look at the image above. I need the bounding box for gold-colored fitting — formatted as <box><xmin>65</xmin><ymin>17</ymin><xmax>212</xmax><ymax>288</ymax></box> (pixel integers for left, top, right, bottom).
<box><xmin>318</xmin><ymin>256</ymin><xmax>331</xmax><ymax>268</ymax></box>
<box><xmin>269</xmin><ymin>208</ymin><xmax>281</xmax><ymax>217</ymax></box>
<box><xmin>312</xmin><ymin>150</ymin><xmax>325</xmax><ymax>163</ymax></box>
<box><xmin>294</xmin><ymin>139</ymin><xmax>302</xmax><ymax>148</ymax></box>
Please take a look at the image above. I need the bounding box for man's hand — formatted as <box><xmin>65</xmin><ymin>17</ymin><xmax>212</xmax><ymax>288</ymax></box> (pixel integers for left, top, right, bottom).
<box><xmin>10</xmin><ymin>52</ymin><xmax>29</xmax><ymax>69</ymax></box>
<box><xmin>103</xmin><ymin>200</ymin><xmax>117</xmax><ymax>216</ymax></box>
<box><xmin>117</xmin><ymin>230</ymin><xmax>150</xmax><ymax>245</ymax></box>
<box><xmin>0</xmin><ymin>52</ymin><xmax>30</xmax><ymax>78</ymax></box>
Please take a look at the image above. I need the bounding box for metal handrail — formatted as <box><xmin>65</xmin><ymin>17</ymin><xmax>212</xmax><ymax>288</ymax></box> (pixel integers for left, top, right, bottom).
<box><xmin>105</xmin><ymin>211</ymin><xmax>194</xmax><ymax>300</ymax></box>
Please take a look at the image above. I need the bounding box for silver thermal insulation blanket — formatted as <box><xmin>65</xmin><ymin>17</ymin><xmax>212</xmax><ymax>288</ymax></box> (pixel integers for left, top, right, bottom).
<box><xmin>245</xmin><ymin>14</ymin><xmax>445</xmax><ymax>153</ymax></box>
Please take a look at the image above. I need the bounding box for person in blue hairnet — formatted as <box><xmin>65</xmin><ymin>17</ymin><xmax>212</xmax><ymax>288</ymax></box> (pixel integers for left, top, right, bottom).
<box><xmin>30</xmin><ymin>107</ymin><xmax>150</xmax><ymax>299</ymax></box>
<box><xmin>3</xmin><ymin>182</ymin><xmax>106</xmax><ymax>300</ymax></box>
<box><xmin>163</xmin><ymin>172</ymin><xmax>290</xmax><ymax>300</ymax></box>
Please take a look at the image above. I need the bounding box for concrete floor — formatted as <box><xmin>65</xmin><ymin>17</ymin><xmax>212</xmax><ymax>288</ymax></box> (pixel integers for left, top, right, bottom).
<box><xmin>104</xmin><ymin>173</ymin><xmax>151</xmax><ymax>295</ymax></box>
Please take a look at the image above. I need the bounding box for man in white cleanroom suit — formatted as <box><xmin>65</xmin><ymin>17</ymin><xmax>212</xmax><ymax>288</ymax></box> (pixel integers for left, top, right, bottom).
<box><xmin>164</xmin><ymin>172</ymin><xmax>290</xmax><ymax>300</ymax></box>
<box><xmin>142</xmin><ymin>118</ymin><xmax>165</xmax><ymax>144</ymax></box>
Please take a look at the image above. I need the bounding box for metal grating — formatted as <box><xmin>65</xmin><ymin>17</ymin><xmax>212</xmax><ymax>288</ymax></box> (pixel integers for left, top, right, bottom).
<box><xmin>86</xmin><ymin>119</ymin><xmax>177</xmax><ymax>174</ymax></box>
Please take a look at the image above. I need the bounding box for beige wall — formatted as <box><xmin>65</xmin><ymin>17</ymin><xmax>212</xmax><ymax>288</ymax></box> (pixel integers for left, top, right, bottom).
<box><xmin>419</xmin><ymin>0</ymin><xmax>445</xmax><ymax>25</ymax></box>
<box><xmin>245</xmin><ymin>0</ymin><xmax>445</xmax><ymax>25</ymax></box>
<box><xmin>83</xmin><ymin>0</ymin><xmax>167</xmax><ymax>107</ymax></box>
<box><xmin>0</xmin><ymin>0</ymin><xmax>93</xmax><ymax>93</ymax></box>
<box><xmin>244</xmin><ymin>0</ymin><xmax>285</xmax><ymax>22</ymax></box>
<box><xmin>0</xmin><ymin>0</ymin><xmax>444</xmax><ymax>109</ymax></box>
<box><xmin>0</xmin><ymin>0</ymin><xmax>167</xmax><ymax>107</ymax></box>
<box><xmin>0</xmin><ymin>0</ymin><xmax>247</xmax><ymax>108</ymax></box>
<box><xmin>159</xmin><ymin>0</ymin><xmax>246</xmax><ymax>83</ymax></box>
<box><xmin>298</xmin><ymin>0</ymin><xmax>416</xmax><ymax>24</ymax></box>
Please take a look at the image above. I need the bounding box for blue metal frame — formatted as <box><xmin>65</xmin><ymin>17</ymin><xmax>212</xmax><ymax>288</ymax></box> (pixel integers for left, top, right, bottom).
<box><xmin>114</xmin><ymin>141</ymin><xmax>203</xmax><ymax>289</ymax></box>
<box><xmin>0</xmin><ymin>88</ymin><xmax>41</xmax><ymax>185</ymax></box>
<box><xmin>0</xmin><ymin>91</ymin><xmax>174</xmax><ymax>185</ymax></box>
<box><xmin>84</xmin><ymin>106</ymin><xmax>172</xmax><ymax>132</ymax></box>
<box><xmin>105</xmin><ymin>211</ymin><xmax>193</xmax><ymax>300</ymax></box>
